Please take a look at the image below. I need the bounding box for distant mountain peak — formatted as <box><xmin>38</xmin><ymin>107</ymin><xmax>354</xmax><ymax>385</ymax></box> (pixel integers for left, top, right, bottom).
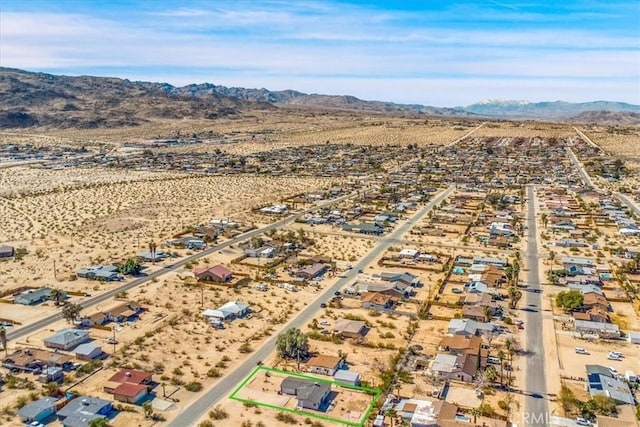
<box><xmin>475</xmin><ymin>98</ymin><xmax>531</xmax><ymax>106</ymax></box>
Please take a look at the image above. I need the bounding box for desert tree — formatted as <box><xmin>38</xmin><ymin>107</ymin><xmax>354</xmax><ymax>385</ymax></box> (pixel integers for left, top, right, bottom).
<box><xmin>62</xmin><ymin>302</ymin><xmax>82</xmax><ymax>323</ymax></box>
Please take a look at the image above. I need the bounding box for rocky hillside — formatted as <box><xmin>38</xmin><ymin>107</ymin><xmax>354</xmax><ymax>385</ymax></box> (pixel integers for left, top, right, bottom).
<box><xmin>154</xmin><ymin>82</ymin><xmax>474</xmax><ymax>117</ymax></box>
<box><xmin>0</xmin><ymin>68</ymin><xmax>270</xmax><ymax>129</ymax></box>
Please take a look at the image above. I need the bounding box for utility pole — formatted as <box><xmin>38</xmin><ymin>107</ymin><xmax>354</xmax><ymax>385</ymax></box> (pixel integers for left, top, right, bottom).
<box><xmin>53</xmin><ymin>260</ymin><xmax>57</xmax><ymax>280</ymax></box>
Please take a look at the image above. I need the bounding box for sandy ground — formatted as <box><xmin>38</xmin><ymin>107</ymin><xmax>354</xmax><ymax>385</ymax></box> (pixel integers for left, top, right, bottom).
<box><xmin>0</xmin><ymin>171</ymin><xmax>331</xmax><ymax>301</ymax></box>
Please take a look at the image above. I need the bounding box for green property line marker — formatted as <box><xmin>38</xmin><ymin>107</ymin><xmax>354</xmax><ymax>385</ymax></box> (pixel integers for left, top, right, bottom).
<box><xmin>229</xmin><ymin>366</ymin><xmax>381</xmax><ymax>427</ymax></box>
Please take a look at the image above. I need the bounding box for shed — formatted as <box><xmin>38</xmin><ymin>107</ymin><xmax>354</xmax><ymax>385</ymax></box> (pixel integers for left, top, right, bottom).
<box><xmin>333</xmin><ymin>370</ymin><xmax>361</xmax><ymax>386</ymax></box>
<box><xmin>628</xmin><ymin>331</ymin><xmax>640</xmax><ymax>345</ymax></box>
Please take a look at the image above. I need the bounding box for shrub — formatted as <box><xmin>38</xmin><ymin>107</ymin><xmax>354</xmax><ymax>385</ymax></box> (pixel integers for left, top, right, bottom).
<box><xmin>275</xmin><ymin>412</ymin><xmax>297</xmax><ymax>424</ymax></box>
<box><xmin>207</xmin><ymin>368</ymin><xmax>221</xmax><ymax>378</ymax></box>
<box><xmin>185</xmin><ymin>381</ymin><xmax>203</xmax><ymax>392</ymax></box>
<box><xmin>498</xmin><ymin>400</ymin><xmax>508</xmax><ymax>411</ymax></box>
<box><xmin>209</xmin><ymin>405</ymin><xmax>229</xmax><ymax>420</ymax></box>
<box><xmin>503</xmin><ymin>317</ymin><xmax>513</xmax><ymax>325</ymax></box>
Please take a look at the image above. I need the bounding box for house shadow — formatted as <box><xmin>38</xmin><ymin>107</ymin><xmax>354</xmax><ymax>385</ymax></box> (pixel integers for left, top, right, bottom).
<box><xmin>317</xmin><ymin>390</ymin><xmax>340</xmax><ymax>413</ymax></box>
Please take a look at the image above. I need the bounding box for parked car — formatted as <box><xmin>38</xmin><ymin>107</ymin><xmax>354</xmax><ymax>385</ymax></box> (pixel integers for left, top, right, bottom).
<box><xmin>575</xmin><ymin>347</ymin><xmax>589</xmax><ymax>354</ymax></box>
<box><xmin>320</xmin><ymin>303</ymin><xmax>327</xmax><ymax>308</ymax></box>
<box><xmin>575</xmin><ymin>417</ymin><xmax>591</xmax><ymax>426</ymax></box>
<box><xmin>607</xmin><ymin>352</ymin><xmax>621</xmax><ymax>360</ymax></box>
<box><xmin>106</xmin><ymin>338</ymin><xmax>119</xmax><ymax>345</ymax></box>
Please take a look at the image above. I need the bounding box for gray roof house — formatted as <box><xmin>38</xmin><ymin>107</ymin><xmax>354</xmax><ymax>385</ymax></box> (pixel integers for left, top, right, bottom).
<box><xmin>14</xmin><ymin>287</ymin><xmax>54</xmax><ymax>305</ymax></box>
<box><xmin>17</xmin><ymin>397</ymin><xmax>58</xmax><ymax>423</ymax></box>
<box><xmin>44</xmin><ymin>329</ymin><xmax>90</xmax><ymax>351</ymax></box>
<box><xmin>447</xmin><ymin>319</ymin><xmax>495</xmax><ymax>336</ymax></box>
<box><xmin>574</xmin><ymin>320</ymin><xmax>620</xmax><ymax>338</ymax></box>
<box><xmin>57</xmin><ymin>396</ymin><xmax>113</xmax><ymax>427</ymax></box>
<box><xmin>379</xmin><ymin>271</ymin><xmax>420</xmax><ymax>286</ymax></box>
<box><xmin>280</xmin><ymin>377</ymin><xmax>331</xmax><ymax>410</ymax></box>
<box><xmin>587</xmin><ymin>370</ymin><xmax>635</xmax><ymax>405</ymax></box>
<box><xmin>74</xmin><ymin>343</ymin><xmax>103</xmax><ymax>361</ymax></box>
<box><xmin>76</xmin><ymin>265</ymin><xmax>120</xmax><ymax>281</ymax></box>
<box><xmin>472</xmin><ymin>256</ymin><xmax>508</xmax><ymax>268</ymax></box>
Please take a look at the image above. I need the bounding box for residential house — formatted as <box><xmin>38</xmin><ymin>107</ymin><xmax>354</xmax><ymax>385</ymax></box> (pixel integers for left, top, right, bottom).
<box><xmin>17</xmin><ymin>397</ymin><xmax>58</xmax><ymax>424</ymax></box>
<box><xmin>333</xmin><ymin>370</ymin><xmax>360</xmax><ymax>386</ymax></box>
<box><xmin>345</xmin><ymin>280</ymin><xmax>413</xmax><ymax>299</ymax></box>
<box><xmin>74</xmin><ymin>343</ymin><xmax>103</xmax><ymax>361</ymax></box>
<box><xmin>136</xmin><ymin>250</ymin><xmax>168</xmax><ymax>263</ymax></box>
<box><xmin>333</xmin><ymin>319</ymin><xmax>367</xmax><ymax>338</ymax></box>
<box><xmin>360</xmin><ymin>292</ymin><xmax>394</xmax><ymax>310</ymax></box>
<box><xmin>556</xmin><ymin>239</ymin><xmax>588</xmax><ymax>248</ymax></box>
<box><xmin>461</xmin><ymin>305</ymin><xmax>490</xmax><ymax>322</ymax></box>
<box><xmin>562</xmin><ymin>256</ymin><xmax>595</xmax><ymax>272</ymax></box>
<box><xmin>574</xmin><ymin>320</ymin><xmax>620</xmax><ymax>338</ymax></box>
<box><xmin>14</xmin><ymin>287</ymin><xmax>54</xmax><ymax>305</ymax></box>
<box><xmin>104</xmin><ymin>370</ymin><xmax>153</xmax><ymax>404</ymax></box>
<box><xmin>76</xmin><ymin>265</ymin><xmax>121</xmax><ymax>281</ymax></box>
<box><xmin>193</xmin><ymin>265</ymin><xmax>233</xmax><ymax>283</ymax></box>
<box><xmin>342</xmin><ymin>222</ymin><xmax>384</xmax><ymax>235</ymax></box>
<box><xmin>244</xmin><ymin>246</ymin><xmax>276</xmax><ymax>258</ymax></box>
<box><xmin>394</xmin><ymin>398</ymin><xmax>459</xmax><ymax>427</ymax></box>
<box><xmin>280</xmin><ymin>377</ymin><xmax>331</xmax><ymax>410</ymax></box>
<box><xmin>573</xmin><ymin>308</ymin><xmax>610</xmax><ymax>323</ymax></box>
<box><xmin>379</xmin><ymin>271</ymin><xmax>420</xmax><ymax>286</ymax></box>
<box><xmin>43</xmin><ymin>329</ymin><xmax>90</xmax><ymax>351</ymax></box>
<box><xmin>582</xmin><ymin>292</ymin><xmax>610</xmax><ymax>311</ymax></box>
<box><xmin>202</xmin><ymin>301</ymin><xmax>250</xmax><ymax>322</ymax></box>
<box><xmin>105</xmin><ymin>301</ymin><xmax>143</xmax><ymax>323</ymax></box>
<box><xmin>3</xmin><ymin>348</ymin><xmax>72</xmax><ymax>371</ymax></box>
<box><xmin>472</xmin><ymin>256</ymin><xmax>508</xmax><ymax>268</ymax></box>
<box><xmin>568</xmin><ymin>283</ymin><xmax>603</xmax><ymax>296</ymax></box>
<box><xmin>586</xmin><ymin>366</ymin><xmax>635</xmax><ymax>405</ymax></box>
<box><xmin>80</xmin><ymin>312</ymin><xmax>109</xmax><ymax>327</ymax></box>
<box><xmin>56</xmin><ymin>396</ymin><xmax>112</xmax><ymax>427</ymax></box>
<box><xmin>306</xmin><ymin>355</ymin><xmax>344</xmax><ymax>376</ymax></box>
<box><xmin>430</xmin><ymin>353</ymin><xmax>477</xmax><ymax>382</ymax></box>
<box><xmin>0</xmin><ymin>244</ymin><xmax>15</xmax><ymax>258</ymax></box>
<box><xmin>438</xmin><ymin>335</ymin><xmax>488</xmax><ymax>367</ymax></box>
<box><xmin>296</xmin><ymin>263</ymin><xmax>327</xmax><ymax>280</ymax></box>
<box><xmin>38</xmin><ymin>366</ymin><xmax>64</xmax><ymax>384</ymax></box>
<box><xmin>447</xmin><ymin>319</ymin><xmax>495</xmax><ymax>336</ymax></box>
<box><xmin>399</xmin><ymin>248</ymin><xmax>419</xmax><ymax>258</ymax></box>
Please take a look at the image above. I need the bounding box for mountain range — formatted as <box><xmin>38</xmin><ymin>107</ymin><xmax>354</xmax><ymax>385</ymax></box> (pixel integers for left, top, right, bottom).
<box><xmin>1</xmin><ymin>67</ymin><xmax>638</xmax><ymax>129</ymax></box>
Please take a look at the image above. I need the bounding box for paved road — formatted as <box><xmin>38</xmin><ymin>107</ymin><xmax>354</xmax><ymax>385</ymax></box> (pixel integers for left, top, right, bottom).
<box><xmin>167</xmin><ymin>185</ymin><xmax>456</xmax><ymax>427</ymax></box>
<box><xmin>565</xmin><ymin>147</ymin><xmax>596</xmax><ymax>189</ymax></box>
<box><xmin>615</xmin><ymin>192</ymin><xmax>640</xmax><ymax>218</ymax></box>
<box><xmin>6</xmin><ymin>192</ymin><xmax>357</xmax><ymax>343</ymax></box>
<box><xmin>286</xmin><ymin>227</ymin><xmax>515</xmax><ymax>255</ymax></box>
<box><xmin>566</xmin><ymin>145</ymin><xmax>640</xmax><ymax>219</ymax></box>
<box><xmin>522</xmin><ymin>185</ymin><xmax>549</xmax><ymax>426</ymax></box>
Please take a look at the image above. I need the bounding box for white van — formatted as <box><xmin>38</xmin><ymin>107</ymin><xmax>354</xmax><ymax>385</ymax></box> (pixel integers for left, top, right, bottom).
<box><xmin>487</xmin><ymin>356</ymin><xmax>501</xmax><ymax>364</ymax></box>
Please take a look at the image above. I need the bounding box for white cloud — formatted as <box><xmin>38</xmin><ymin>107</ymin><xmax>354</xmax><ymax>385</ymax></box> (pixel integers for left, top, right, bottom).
<box><xmin>1</xmin><ymin>4</ymin><xmax>638</xmax><ymax>106</ymax></box>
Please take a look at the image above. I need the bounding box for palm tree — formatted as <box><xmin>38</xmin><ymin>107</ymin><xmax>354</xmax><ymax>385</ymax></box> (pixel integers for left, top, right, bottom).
<box><xmin>0</xmin><ymin>326</ymin><xmax>7</xmax><ymax>356</ymax></box>
<box><xmin>148</xmin><ymin>241</ymin><xmax>157</xmax><ymax>265</ymax></box>
<box><xmin>497</xmin><ymin>350</ymin><xmax>506</xmax><ymax>386</ymax></box>
<box><xmin>142</xmin><ymin>401</ymin><xmax>153</xmax><ymax>419</ymax></box>
<box><xmin>541</xmin><ymin>213</ymin><xmax>548</xmax><ymax>229</ymax></box>
<box><xmin>483</xmin><ymin>306</ymin><xmax>493</xmax><ymax>323</ymax></box>
<box><xmin>384</xmin><ymin>408</ymin><xmax>397</xmax><ymax>427</ymax></box>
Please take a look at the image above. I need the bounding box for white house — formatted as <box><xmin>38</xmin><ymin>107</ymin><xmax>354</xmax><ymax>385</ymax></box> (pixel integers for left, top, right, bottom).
<box><xmin>202</xmin><ymin>301</ymin><xmax>250</xmax><ymax>322</ymax></box>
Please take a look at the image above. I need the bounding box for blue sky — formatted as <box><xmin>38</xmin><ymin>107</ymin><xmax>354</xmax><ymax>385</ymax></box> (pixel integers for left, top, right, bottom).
<box><xmin>1</xmin><ymin>0</ymin><xmax>638</xmax><ymax>106</ymax></box>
